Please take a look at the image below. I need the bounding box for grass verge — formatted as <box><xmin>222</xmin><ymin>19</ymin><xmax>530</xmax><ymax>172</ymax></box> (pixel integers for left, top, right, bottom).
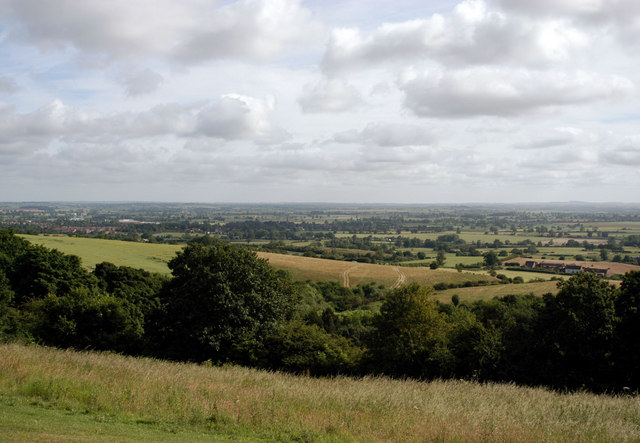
<box><xmin>1</xmin><ymin>343</ymin><xmax>639</xmax><ymax>442</ymax></box>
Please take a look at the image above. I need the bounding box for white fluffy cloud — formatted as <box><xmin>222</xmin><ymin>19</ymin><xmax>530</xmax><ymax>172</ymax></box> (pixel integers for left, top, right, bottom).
<box><xmin>0</xmin><ymin>95</ymin><xmax>288</xmax><ymax>158</ymax></box>
<box><xmin>399</xmin><ymin>67</ymin><xmax>634</xmax><ymax>117</ymax></box>
<box><xmin>321</xmin><ymin>0</ymin><xmax>590</xmax><ymax>72</ymax></box>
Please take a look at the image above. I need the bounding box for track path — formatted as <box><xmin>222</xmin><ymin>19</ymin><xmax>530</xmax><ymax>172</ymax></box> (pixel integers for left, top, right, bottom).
<box><xmin>342</xmin><ymin>265</ymin><xmax>360</xmax><ymax>288</ymax></box>
<box><xmin>391</xmin><ymin>266</ymin><xmax>407</xmax><ymax>289</ymax></box>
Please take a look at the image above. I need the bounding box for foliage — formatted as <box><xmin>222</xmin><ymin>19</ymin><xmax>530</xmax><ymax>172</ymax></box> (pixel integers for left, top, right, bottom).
<box><xmin>157</xmin><ymin>237</ymin><xmax>296</xmax><ymax>362</ymax></box>
<box><xmin>252</xmin><ymin>318</ymin><xmax>363</xmax><ymax>375</ymax></box>
<box><xmin>537</xmin><ymin>273</ymin><xmax>618</xmax><ymax>390</ymax></box>
<box><xmin>366</xmin><ymin>283</ymin><xmax>451</xmax><ymax>378</ymax></box>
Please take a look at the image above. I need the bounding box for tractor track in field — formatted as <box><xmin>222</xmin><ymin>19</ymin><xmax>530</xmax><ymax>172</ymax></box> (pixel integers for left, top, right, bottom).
<box><xmin>391</xmin><ymin>266</ymin><xmax>407</xmax><ymax>289</ymax></box>
<box><xmin>342</xmin><ymin>265</ymin><xmax>360</xmax><ymax>288</ymax></box>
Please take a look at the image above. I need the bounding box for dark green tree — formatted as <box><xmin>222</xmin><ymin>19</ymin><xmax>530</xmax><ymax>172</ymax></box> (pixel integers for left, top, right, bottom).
<box><xmin>366</xmin><ymin>283</ymin><xmax>450</xmax><ymax>378</ymax></box>
<box><xmin>483</xmin><ymin>251</ymin><xmax>500</xmax><ymax>268</ymax></box>
<box><xmin>537</xmin><ymin>273</ymin><xmax>618</xmax><ymax>390</ymax></box>
<box><xmin>614</xmin><ymin>271</ymin><xmax>640</xmax><ymax>390</ymax></box>
<box><xmin>158</xmin><ymin>238</ymin><xmax>296</xmax><ymax>362</ymax></box>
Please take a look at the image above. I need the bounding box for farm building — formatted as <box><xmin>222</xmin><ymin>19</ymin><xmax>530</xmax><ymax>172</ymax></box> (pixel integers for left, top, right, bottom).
<box><xmin>583</xmin><ymin>267</ymin><xmax>608</xmax><ymax>276</ymax></box>
<box><xmin>564</xmin><ymin>264</ymin><xmax>582</xmax><ymax>274</ymax></box>
<box><xmin>538</xmin><ymin>262</ymin><xmax>565</xmax><ymax>272</ymax></box>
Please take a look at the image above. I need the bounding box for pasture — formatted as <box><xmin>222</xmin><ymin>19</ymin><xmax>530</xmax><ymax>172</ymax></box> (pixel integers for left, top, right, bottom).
<box><xmin>19</xmin><ymin>234</ymin><xmax>182</xmax><ymax>274</ymax></box>
<box><xmin>2</xmin><ymin>344</ymin><xmax>639</xmax><ymax>442</ymax></box>
<box><xmin>433</xmin><ymin>280</ymin><xmax>561</xmax><ymax>304</ymax></box>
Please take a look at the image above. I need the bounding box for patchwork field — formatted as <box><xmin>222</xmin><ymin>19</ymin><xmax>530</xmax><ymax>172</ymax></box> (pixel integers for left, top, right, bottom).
<box><xmin>19</xmin><ymin>235</ymin><xmax>498</xmax><ymax>288</ymax></box>
<box><xmin>2</xmin><ymin>343</ymin><xmax>639</xmax><ymax>442</ymax></box>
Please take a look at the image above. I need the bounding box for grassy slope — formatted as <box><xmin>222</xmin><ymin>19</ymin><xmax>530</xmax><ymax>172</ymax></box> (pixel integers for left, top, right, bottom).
<box><xmin>1</xmin><ymin>344</ymin><xmax>639</xmax><ymax>442</ymax></box>
<box><xmin>433</xmin><ymin>280</ymin><xmax>561</xmax><ymax>303</ymax></box>
<box><xmin>19</xmin><ymin>235</ymin><xmax>182</xmax><ymax>274</ymax></box>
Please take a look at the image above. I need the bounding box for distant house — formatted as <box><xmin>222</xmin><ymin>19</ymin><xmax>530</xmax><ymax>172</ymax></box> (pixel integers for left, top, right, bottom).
<box><xmin>525</xmin><ymin>260</ymin><xmax>537</xmax><ymax>269</ymax></box>
<box><xmin>564</xmin><ymin>264</ymin><xmax>582</xmax><ymax>274</ymax></box>
<box><xmin>538</xmin><ymin>262</ymin><xmax>565</xmax><ymax>272</ymax></box>
<box><xmin>583</xmin><ymin>267</ymin><xmax>608</xmax><ymax>276</ymax></box>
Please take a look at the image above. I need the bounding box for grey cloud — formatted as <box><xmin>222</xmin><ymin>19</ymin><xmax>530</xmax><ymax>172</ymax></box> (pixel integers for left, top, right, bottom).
<box><xmin>120</xmin><ymin>69</ymin><xmax>164</xmax><ymax>96</ymax></box>
<box><xmin>2</xmin><ymin>0</ymin><xmax>317</xmax><ymax>64</ymax></box>
<box><xmin>399</xmin><ymin>67</ymin><xmax>634</xmax><ymax>118</ymax></box>
<box><xmin>196</xmin><ymin>95</ymin><xmax>289</xmax><ymax>144</ymax></box>
<box><xmin>298</xmin><ymin>79</ymin><xmax>363</xmax><ymax>113</ymax></box>
<box><xmin>0</xmin><ymin>95</ymin><xmax>289</xmax><ymax>156</ymax></box>
<box><xmin>333</xmin><ymin>122</ymin><xmax>435</xmax><ymax>147</ymax></box>
<box><xmin>0</xmin><ymin>76</ymin><xmax>19</xmax><ymax>93</ymax></box>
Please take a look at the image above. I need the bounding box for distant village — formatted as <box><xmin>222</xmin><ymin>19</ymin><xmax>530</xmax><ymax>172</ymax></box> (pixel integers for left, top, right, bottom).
<box><xmin>506</xmin><ymin>259</ymin><xmax>610</xmax><ymax>276</ymax></box>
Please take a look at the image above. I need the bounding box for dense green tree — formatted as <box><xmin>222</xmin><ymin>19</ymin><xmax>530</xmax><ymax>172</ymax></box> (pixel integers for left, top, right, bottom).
<box><xmin>253</xmin><ymin>319</ymin><xmax>362</xmax><ymax>375</ymax></box>
<box><xmin>366</xmin><ymin>283</ymin><xmax>450</xmax><ymax>378</ymax></box>
<box><xmin>614</xmin><ymin>271</ymin><xmax>640</xmax><ymax>389</ymax></box>
<box><xmin>157</xmin><ymin>238</ymin><xmax>296</xmax><ymax>362</ymax></box>
<box><xmin>31</xmin><ymin>287</ymin><xmax>144</xmax><ymax>352</ymax></box>
<box><xmin>483</xmin><ymin>251</ymin><xmax>500</xmax><ymax>268</ymax></box>
<box><xmin>537</xmin><ymin>273</ymin><xmax>618</xmax><ymax>390</ymax></box>
<box><xmin>447</xmin><ymin>307</ymin><xmax>502</xmax><ymax>379</ymax></box>
<box><xmin>9</xmin><ymin>245</ymin><xmax>97</xmax><ymax>306</ymax></box>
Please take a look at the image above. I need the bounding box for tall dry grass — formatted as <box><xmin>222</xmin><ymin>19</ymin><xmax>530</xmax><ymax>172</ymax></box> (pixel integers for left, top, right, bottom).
<box><xmin>1</xmin><ymin>343</ymin><xmax>639</xmax><ymax>441</ymax></box>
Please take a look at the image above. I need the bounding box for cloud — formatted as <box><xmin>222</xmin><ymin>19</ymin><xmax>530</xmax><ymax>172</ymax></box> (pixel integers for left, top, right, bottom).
<box><xmin>120</xmin><ymin>68</ymin><xmax>164</xmax><ymax>96</ymax></box>
<box><xmin>321</xmin><ymin>0</ymin><xmax>589</xmax><ymax>72</ymax></box>
<box><xmin>0</xmin><ymin>76</ymin><xmax>19</xmax><ymax>93</ymax></box>
<box><xmin>196</xmin><ymin>94</ymin><xmax>289</xmax><ymax>144</ymax></box>
<box><xmin>0</xmin><ymin>95</ymin><xmax>289</xmax><ymax>157</ymax></box>
<box><xmin>333</xmin><ymin>122</ymin><xmax>435</xmax><ymax>147</ymax></box>
<box><xmin>399</xmin><ymin>67</ymin><xmax>634</xmax><ymax>117</ymax></box>
<box><xmin>1</xmin><ymin>0</ymin><xmax>318</xmax><ymax>64</ymax></box>
<box><xmin>298</xmin><ymin>79</ymin><xmax>363</xmax><ymax>113</ymax></box>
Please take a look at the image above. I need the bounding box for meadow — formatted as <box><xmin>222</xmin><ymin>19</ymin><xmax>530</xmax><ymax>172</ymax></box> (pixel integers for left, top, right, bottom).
<box><xmin>18</xmin><ymin>234</ymin><xmax>182</xmax><ymax>274</ymax></box>
<box><xmin>1</xmin><ymin>343</ymin><xmax>639</xmax><ymax>442</ymax></box>
<box><xmin>432</xmin><ymin>280</ymin><xmax>561</xmax><ymax>303</ymax></box>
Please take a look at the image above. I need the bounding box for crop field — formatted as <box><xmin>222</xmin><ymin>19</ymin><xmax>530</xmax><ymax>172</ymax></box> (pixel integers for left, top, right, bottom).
<box><xmin>432</xmin><ymin>280</ymin><xmax>563</xmax><ymax>303</ymax></box>
<box><xmin>19</xmin><ymin>234</ymin><xmax>182</xmax><ymax>274</ymax></box>
<box><xmin>258</xmin><ymin>252</ymin><xmax>496</xmax><ymax>288</ymax></box>
<box><xmin>2</xmin><ymin>344</ymin><xmax>639</xmax><ymax>442</ymax></box>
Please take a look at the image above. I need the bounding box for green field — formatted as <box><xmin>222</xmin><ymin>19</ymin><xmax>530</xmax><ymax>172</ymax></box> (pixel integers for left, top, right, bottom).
<box><xmin>433</xmin><ymin>280</ymin><xmax>561</xmax><ymax>304</ymax></box>
<box><xmin>19</xmin><ymin>235</ymin><xmax>183</xmax><ymax>274</ymax></box>
<box><xmin>2</xmin><ymin>343</ymin><xmax>639</xmax><ymax>442</ymax></box>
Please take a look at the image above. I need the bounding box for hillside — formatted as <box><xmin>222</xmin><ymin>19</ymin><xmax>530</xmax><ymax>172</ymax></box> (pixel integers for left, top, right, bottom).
<box><xmin>1</xmin><ymin>343</ymin><xmax>638</xmax><ymax>442</ymax></box>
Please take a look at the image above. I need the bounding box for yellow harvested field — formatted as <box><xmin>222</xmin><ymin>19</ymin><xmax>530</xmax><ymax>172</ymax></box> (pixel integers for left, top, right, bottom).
<box><xmin>257</xmin><ymin>252</ymin><xmax>497</xmax><ymax>287</ymax></box>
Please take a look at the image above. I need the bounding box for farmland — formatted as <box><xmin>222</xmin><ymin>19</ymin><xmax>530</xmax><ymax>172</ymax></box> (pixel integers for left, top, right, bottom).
<box><xmin>18</xmin><ymin>234</ymin><xmax>181</xmax><ymax>274</ymax></box>
<box><xmin>2</xmin><ymin>343</ymin><xmax>639</xmax><ymax>442</ymax></box>
<box><xmin>19</xmin><ymin>235</ymin><xmax>498</xmax><ymax>289</ymax></box>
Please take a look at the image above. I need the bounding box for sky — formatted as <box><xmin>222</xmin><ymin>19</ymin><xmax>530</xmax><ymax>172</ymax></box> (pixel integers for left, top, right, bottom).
<box><xmin>1</xmin><ymin>0</ymin><xmax>639</xmax><ymax>203</ymax></box>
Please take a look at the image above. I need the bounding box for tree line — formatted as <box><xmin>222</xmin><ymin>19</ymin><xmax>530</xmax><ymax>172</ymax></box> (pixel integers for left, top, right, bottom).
<box><xmin>1</xmin><ymin>229</ymin><xmax>638</xmax><ymax>393</ymax></box>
